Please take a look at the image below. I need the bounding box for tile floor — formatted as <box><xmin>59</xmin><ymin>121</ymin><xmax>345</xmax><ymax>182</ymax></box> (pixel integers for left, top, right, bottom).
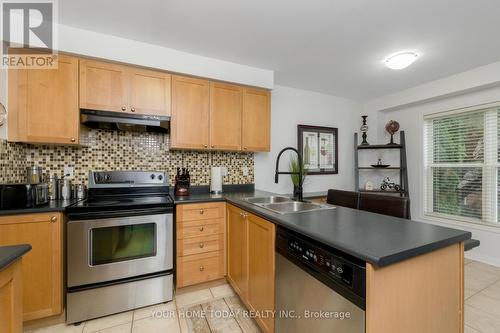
<box><xmin>24</xmin><ymin>260</ymin><xmax>500</xmax><ymax>333</ymax></box>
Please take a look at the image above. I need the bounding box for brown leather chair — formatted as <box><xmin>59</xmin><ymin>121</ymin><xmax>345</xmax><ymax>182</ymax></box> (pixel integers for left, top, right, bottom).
<box><xmin>326</xmin><ymin>189</ymin><xmax>360</xmax><ymax>209</ymax></box>
<box><xmin>358</xmin><ymin>192</ymin><xmax>411</xmax><ymax>219</ymax></box>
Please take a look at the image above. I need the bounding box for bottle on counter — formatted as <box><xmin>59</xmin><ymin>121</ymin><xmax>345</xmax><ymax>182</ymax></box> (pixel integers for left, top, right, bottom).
<box><xmin>48</xmin><ymin>173</ymin><xmax>59</xmax><ymax>200</ymax></box>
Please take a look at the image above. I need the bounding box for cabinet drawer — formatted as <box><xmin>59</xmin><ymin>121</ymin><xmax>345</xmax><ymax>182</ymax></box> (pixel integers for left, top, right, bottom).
<box><xmin>177</xmin><ymin>251</ymin><xmax>224</xmax><ymax>288</ymax></box>
<box><xmin>178</xmin><ymin>217</ymin><xmax>223</xmax><ymax>229</ymax></box>
<box><xmin>177</xmin><ymin>222</ymin><xmax>222</xmax><ymax>239</ymax></box>
<box><xmin>177</xmin><ymin>234</ymin><xmax>223</xmax><ymax>256</ymax></box>
<box><xmin>176</xmin><ymin>202</ymin><xmax>224</xmax><ymax>222</ymax></box>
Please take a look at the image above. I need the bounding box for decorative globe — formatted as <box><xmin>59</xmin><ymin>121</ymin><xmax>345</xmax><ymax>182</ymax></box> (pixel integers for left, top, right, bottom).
<box><xmin>385</xmin><ymin>120</ymin><xmax>400</xmax><ymax>135</ymax></box>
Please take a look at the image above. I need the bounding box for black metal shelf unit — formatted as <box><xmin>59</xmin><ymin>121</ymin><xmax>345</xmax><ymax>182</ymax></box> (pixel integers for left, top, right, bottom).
<box><xmin>354</xmin><ymin>131</ymin><xmax>409</xmax><ymax>198</ymax></box>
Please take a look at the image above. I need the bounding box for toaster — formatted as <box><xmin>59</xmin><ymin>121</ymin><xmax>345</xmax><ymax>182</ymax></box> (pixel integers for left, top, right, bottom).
<box><xmin>0</xmin><ymin>183</ymin><xmax>49</xmax><ymax>209</ymax></box>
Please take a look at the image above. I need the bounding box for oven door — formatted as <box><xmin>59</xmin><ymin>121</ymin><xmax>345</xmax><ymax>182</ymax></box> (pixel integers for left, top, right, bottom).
<box><xmin>67</xmin><ymin>213</ymin><xmax>173</xmax><ymax>288</ymax></box>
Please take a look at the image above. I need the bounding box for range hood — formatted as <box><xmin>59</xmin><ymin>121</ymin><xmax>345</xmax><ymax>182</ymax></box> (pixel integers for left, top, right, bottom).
<box><xmin>80</xmin><ymin>109</ymin><xmax>169</xmax><ymax>133</ymax></box>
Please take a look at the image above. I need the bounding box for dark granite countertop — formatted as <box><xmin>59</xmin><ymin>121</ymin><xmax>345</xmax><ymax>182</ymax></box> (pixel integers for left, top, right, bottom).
<box><xmin>0</xmin><ymin>199</ymin><xmax>81</xmax><ymax>216</ymax></box>
<box><xmin>0</xmin><ymin>244</ymin><xmax>31</xmax><ymax>271</ymax></box>
<box><xmin>173</xmin><ymin>189</ymin><xmax>471</xmax><ymax>268</ymax></box>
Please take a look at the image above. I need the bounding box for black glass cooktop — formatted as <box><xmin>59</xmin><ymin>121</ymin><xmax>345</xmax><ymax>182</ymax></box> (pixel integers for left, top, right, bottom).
<box><xmin>66</xmin><ymin>194</ymin><xmax>174</xmax><ymax>215</ymax></box>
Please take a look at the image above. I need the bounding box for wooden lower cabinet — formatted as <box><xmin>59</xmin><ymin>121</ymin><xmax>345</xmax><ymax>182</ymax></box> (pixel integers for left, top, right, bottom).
<box><xmin>0</xmin><ymin>213</ymin><xmax>63</xmax><ymax>321</ymax></box>
<box><xmin>0</xmin><ymin>259</ymin><xmax>23</xmax><ymax>333</ymax></box>
<box><xmin>227</xmin><ymin>204</ymin><xmax>248</xmax><ymax>297</ymax></box>
<box><xmin>226</xmin><ymin>204</ymin><xmax>276</xmax><ymax>333</ymax></box>
<box><xmin>366</xmin><ymin>242</ymin><xmax>464</xmax><ymax>333</ymax></box>
<box><xmin>176</xmin><ymin>203</ymin><xmax>226</xmax><ymax>288</ymax></box>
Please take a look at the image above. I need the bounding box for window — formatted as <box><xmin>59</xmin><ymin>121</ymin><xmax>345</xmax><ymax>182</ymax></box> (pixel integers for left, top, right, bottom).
<box><xmin>424</xmin><ymin>105</ymin><xmax>498</xmax><ymax>225</ymax></box>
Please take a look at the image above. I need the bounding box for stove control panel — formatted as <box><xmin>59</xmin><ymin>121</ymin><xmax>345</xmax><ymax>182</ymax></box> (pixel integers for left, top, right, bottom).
<box><xmin>89</xmin><ymin>171</ymin><xmax>168</xmax><ymax>188</ymax></box>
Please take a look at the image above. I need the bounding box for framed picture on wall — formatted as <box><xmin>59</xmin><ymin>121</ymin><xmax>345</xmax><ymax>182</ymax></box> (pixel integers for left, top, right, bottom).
<box><xmin>297</xmin><ymin>125</ymin><xmax>338</xmax><ymax>175</ymax></box>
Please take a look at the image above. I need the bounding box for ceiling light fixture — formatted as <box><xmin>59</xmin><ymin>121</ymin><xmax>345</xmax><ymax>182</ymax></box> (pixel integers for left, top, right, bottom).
<box><xmin>384</xmin><ymin>51</ymin><xmax>419</xmax><ymax>70</ymax></box>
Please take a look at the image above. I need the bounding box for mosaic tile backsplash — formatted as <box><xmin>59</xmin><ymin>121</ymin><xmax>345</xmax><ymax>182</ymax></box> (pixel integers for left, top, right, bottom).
<box><xmin>0</xmin><ymin>129</ymin><xmax>254</xmax><ymax>185</ymax></box>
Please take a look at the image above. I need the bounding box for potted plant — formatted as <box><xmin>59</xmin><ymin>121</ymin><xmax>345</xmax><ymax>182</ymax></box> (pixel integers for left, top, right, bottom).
<box><xmin>289</xmin><ymin>156</ymin><xmax>307</xmax><ymax>200</ymax></box>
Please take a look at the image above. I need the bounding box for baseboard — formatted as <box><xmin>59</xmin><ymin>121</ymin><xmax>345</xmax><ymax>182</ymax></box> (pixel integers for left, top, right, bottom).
<box><xmin>465</xmin><ymin>251</ymin><xmax>500</xmax><ymax>268</ymax></box>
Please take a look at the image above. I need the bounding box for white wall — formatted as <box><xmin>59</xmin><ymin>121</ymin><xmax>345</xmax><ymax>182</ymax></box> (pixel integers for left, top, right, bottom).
<box><xmin>58</xmin><ymin>24</ymin><xmax>273</xmax><ymax>89</ymax></box>
<box><xmin>367</xmin><ymin>78</ymin><xmax>500</xmax><ymax>267</ymax></box>
<box><xmin>255</xmin><ymin>85</ymin><xmax>362</xmax><ymax>194</ymax></box>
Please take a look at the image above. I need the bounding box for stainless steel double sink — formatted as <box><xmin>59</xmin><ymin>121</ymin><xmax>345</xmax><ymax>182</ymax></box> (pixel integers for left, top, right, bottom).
<box><xmin>244</xmin><ymin>196</ymin><xmax>335</xmax><ymax>214</ymax></box>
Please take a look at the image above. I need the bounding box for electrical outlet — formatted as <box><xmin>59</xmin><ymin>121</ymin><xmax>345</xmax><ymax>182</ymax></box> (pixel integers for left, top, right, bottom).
<box><xmin>242</xmin><ymin>166</ymin><xmax>249</xmax><ymax>176</ymax></box>
<box><xmin>64</xmin><ymin>166</ymin><xmax>74</xmax><ymax>179</ymax></box>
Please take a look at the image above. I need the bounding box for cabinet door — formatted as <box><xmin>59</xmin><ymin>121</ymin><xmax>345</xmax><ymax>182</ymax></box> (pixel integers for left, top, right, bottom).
<box><xmin>247</xmin><ymin>212</ymin><xmax>275</xmax><ymax>333</ymax></box>
<box><xmin>79</xmin><ymin>59</ymin><xmax>129</xmax><ymax>113</ymax></box>
<box><xmin>0</xmin><ymin>213</ymin><xmax>62</xmax><ymax>321</ymax></box>
<box><xmin>8</xmin><ymin>55</ymin><xmax>79</xmax><ymax>144</ymax></box>
<box><xmin>209</xmin><ymin>82</ymin><xmax>242</xmax><ymax>151</ymax></box>
<box><xmin>226</xmin><ymin>204</ymin><xmax>247</xmax><ymax>298</ymax></box>
<box><xmin>171</xmin><ymin>75</ymin><xmax>210</xmax><ymax>149</ymax></box>
<box><xmin>129</xmin><ymin>68</ymin><xmax>171</xmax><ymax>116</ymax></box>
<box><xmin>242</xmin><ymin>88</ymin><xmax>271</xmax><ymax>152</ymax></box>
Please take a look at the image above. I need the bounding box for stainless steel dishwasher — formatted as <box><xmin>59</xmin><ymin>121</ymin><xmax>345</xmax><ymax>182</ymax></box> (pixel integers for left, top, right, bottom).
<box><xmin>275</xmin><ymin>227</ymin><xmax>366</xmax><ymax>333</ymax></box>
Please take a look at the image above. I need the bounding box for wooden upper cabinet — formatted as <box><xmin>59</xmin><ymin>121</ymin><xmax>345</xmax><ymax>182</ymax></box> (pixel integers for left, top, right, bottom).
<box><xmin>226</xmin><ymin>204</ymin><xmax>248</xmax><ymax>298</ymax></box>
<box><xmin>8</xmin><ymin>55</ymin><xmax>79</xmax><ymax>144</ymax></box>
<box><xmin>242</xmin><ymin>88</ymin><xmax>271</xmax><ymax>152</ymax></box>
<box><xmin>247</xmin><ymin>212</ymin><xmax>275</xmax><ymax>333</ymax></box>
<box><xmin>129</xmin><ymin>68</ymin><xmax>171</xmax><ymax>116</ymax></box>
<box><xmin>209</xmin><ymin>82</ymin><xmax>242</xmax><ymax>151</ymax></box>
<box><xmin>171</xmin><ymin>75</ymin><xmax>210</xmax><ymax>149</ymax></box>
<box><xmin>0</xmin><ymin>213</ymin><xmax>63</xmax><ymax>322</ymax></box>
<box><xmin>79</xmin><ymin>59</ymin><xmax>129</xmax><ymax>113</ymax></box>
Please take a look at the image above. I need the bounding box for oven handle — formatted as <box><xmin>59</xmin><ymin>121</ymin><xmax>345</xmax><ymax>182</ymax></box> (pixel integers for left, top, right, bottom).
<box><xmin>67</xmin><ymin>207</ymin><xmax>172</xmax><ymax>220</ymax></box>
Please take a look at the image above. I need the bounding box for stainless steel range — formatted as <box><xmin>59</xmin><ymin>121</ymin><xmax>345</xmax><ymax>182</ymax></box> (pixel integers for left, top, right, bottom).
<box><xmin>65</xmin><ymin>171</ymin><xmax>174</xmax><ymax>324</ymax></box>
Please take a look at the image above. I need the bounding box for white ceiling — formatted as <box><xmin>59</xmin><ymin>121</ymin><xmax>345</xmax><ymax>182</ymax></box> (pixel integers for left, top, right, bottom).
<box><xmin>60</xmin><ymin>0</ymin><xmax>500</xmax><ymax>100</ymax></box>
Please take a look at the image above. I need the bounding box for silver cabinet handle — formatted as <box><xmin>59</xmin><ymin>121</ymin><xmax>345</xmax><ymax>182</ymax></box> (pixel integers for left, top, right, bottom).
<box><xmin>199</xmin><ymin>226</ymin><xmax>204</xmax><ymax>232</ymax></box>
<box><xmin>204</xmin><ymin>144</ymin><xmax>208</xmax><ymax>148</ymax></box>
<box><xmin>131</xmin><ymin>107</ymin><xmax>135</xmax><ymax>112</ymax></box>
<box><xmin>121</xmin><ymin>106</ymin><xmax>126</xmax><ymax>111</ymax></box>
<box><xmin>199</xmin><ymin>266</ymin><xmax>204</xmax><ymax>272</ymax></box>
<box><xmin>199</xmin><ymin>243</ymin><xmax>205</xmax><ymax>248</ymax></box>
<box><xmin>199</xmin><ymin>209</ymin><xmax>204</xmax><ymax>215</ymax></box>
<box><xmin>70</xmin><ymin>137</ymin><xmax>76</xmax><ymax>142</ymax></box>
<box><xmin>50</xmin><ymin>216</ymin><xmax>57</xmax><ymax>223</ymax></box>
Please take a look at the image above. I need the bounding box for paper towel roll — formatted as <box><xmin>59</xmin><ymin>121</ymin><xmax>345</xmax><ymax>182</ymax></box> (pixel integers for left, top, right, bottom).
<box><xmin>210</xmin><ymin>167</ymin><xmax>223</xmax><ymax>194</ymax></box>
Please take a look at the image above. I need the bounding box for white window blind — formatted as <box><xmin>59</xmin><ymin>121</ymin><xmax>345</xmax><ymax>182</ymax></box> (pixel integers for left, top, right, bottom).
<box><xmin>423</xmin><ymin>106</ymin><xmax>499</xmax><ymax>225</ymax></box>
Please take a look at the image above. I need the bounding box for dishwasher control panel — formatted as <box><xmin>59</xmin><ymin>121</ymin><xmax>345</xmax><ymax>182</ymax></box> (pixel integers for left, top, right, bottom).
<box><xmin>287</xmin><ymin>237</ymin><xmax>354</xmax><ymax>287</ymax></box>
<box><xmin>276</xmin><ymin>226</ymin><xmax>366</xmax><ymax>304</ymax></box>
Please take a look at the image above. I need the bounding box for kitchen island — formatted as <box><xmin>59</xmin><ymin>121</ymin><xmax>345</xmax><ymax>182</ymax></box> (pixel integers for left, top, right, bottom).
<box><xmin>174</xmin><ymin>188</ymin><xmax>470</xmax><ymax>333</ymax></box>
